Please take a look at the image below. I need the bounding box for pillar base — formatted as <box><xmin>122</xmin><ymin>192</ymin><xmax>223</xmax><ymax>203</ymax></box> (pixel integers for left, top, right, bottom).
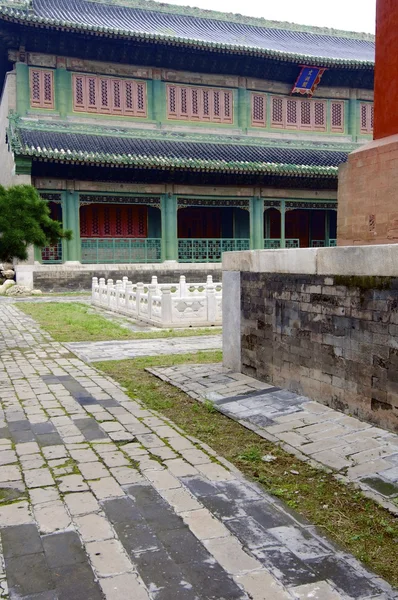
<box><xmin>338</xmin><ymin>133</ymin><xmax>398</xmax><ymax>246</ymax></box>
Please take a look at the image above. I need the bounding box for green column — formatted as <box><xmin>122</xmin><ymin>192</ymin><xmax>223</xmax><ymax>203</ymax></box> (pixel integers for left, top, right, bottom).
<box><xmin>238</xmin><ymin>88</ymin><xmax>249</xmax><ymax>131</ymax></box>
<box><xmin>349</xmin><ymin>98</ymin><xmax>358</xmax><ymax>142</ymax></box>
<box><xmin>16</xmin><ymin>62</ymin><xmax>30</xmax><ymax>116</ymax></box>
<box><xmin>56</xmin><ymin>68</ymin><xmax>71</xmax><ymax>118</ymax></box>
<box><xmin>64</xmin><ymin>191</ymin><xmax>81</xmax><ymax>262</ymax></box>
<box><xmin>34</xmin><ymin>245</ymin><xmax>42</xmax><ymax>263</ymax></box>
<box><xmin>249</xmin><ymin>197</ymin><xmax>264</xmax><ymax>249</ymax></box>
<box><xmin>280</xmin><ymin>200</ymin><xmax>286</xmax><ymax>248</ymax></box>
<box><xmin>153</xmin><ymin>78</ymin><xmax>166</xmax><ymax>125</ymax></box>
<box><xmin>264</xmin><ymin>210</ymin><xmax>270</xmax><ymax>238</ymax></box>
<box><xmin>161</xmin><ymin>194</ymin><xmax>178</xmax><ymax>261</ymax></box>
<box><xmin>325</xmin><ymin>211</ymin><xmax>330</xmax><ymax>246</ymax></box>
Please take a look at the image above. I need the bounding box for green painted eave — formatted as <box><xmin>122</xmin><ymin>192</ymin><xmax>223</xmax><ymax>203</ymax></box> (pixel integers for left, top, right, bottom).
<box><xmin>0</xmin><ymin>3</ymin><xmax>375</xmax><ymax>69</ymax></box>
<box><xmin>16</xmin><ymin>146</ymin><xmax>340</xmax><ymax>177</ymax></box>
<box><xmin>10</xmin><ymin>118</ymin><xmax>359</xmax><ymax>153</ymax></box>
<box><xmin>8</xmin><ymin>119</ymin><xmax>342</xmax><ymax>178</ymax></box>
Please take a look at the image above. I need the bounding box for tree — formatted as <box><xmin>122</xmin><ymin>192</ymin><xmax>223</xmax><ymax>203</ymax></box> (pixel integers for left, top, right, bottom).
<box><xmin>0</xmin><ymin>185</ymin><xmax>72</xmax><ymax>263</ymax></box>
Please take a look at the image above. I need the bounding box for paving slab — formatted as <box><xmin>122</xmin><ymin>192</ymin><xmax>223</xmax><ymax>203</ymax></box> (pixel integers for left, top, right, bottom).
<box><xmin>66</xmin><ymin>335</ymin><xmax>222</xmax><ymax>362</ymax></box>
<box><xmin>151</xmin><ymin>363</ymin><xmax>398</xmax><ymax>512</ymax></box>
<box><xmin>0</xmin><ymin>303</ymin><xmax>396</xmax><ymax>600</ymax></box>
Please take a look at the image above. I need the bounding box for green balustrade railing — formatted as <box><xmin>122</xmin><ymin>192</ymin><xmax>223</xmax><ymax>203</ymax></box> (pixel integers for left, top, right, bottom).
<box><xmin>178</xmin><ymin>238</ymin><xmax>250</xmax><ymax>262</ymax></box>
<box><xmin>81</xmin><ymin>238</ymin><xmax>162</xmax><ymax>264</ymax></box>
<box><xmin>311</xmin><ymin>240</ymin><xmax>337</xmax><ymax>247</ymax></box>
<box><xmin>41</xmin><ymin>242</ymin><xmax>63</xmax><ymax>263</ymax></box>
<box><xmin>264</xmin><ymin>239</ymin><xmax>282</xmax><ymax>249</ymax></box>
<box><xmin>264</xmin><ymin>239</ymin><xmax>300</xmax><ymax>249</ymax></box>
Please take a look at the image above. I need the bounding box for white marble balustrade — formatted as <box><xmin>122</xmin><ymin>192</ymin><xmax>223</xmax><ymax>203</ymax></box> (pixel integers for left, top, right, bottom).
<box><xmin>91</xmin><ymin>275</ymin><xmax>222</xmax><ymax>328</ymax></box>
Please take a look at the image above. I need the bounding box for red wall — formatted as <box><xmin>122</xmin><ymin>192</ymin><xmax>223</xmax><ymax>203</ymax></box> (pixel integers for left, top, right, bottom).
<box><xmin>374</xmin><ymin>0</ymin><xmax>398</xmax><ymax>139</ymax></box>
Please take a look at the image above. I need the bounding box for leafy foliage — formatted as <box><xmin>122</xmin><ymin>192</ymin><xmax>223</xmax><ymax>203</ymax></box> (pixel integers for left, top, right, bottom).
<box><xmin>0</xmin><ymin>185</ymin><xmax>72</xmax><ymax>262</ymax></box>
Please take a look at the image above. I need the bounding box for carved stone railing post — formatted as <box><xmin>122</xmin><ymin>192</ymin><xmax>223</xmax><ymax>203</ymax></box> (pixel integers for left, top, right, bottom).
<box><xmin>161</xmin><ymin>285</ymin><xmax>172</xmax><ymax>325</ymax></box>
<box><xmin>92</xmin><ymin>277</ymin><xmax>98</xmax><ymax>303</ymax></box>
<box><xmin>151</xmin><ymin>275</ymin><xmax>159</xmax><ymax>293</ymax></box>
<box><xmin>179</xmin><ymin>275</ymin><xmax>186</xmax><ymax>298</ymax></box>
<box><xmin>122</xmin><ymin>276</ymin><xmax>128</xmax><ymax>288</ymax></box>
<box><xmin>148</xmin><ymin>282</ymin><xmax>158</xmax><ymax>320</ymax></box>
<box><xmin>115</xmin><ymin>279</ymin><xmax>123</xmax><ymax>310</ymax></box>
<box><xmin>206</xmin><ymin>280</ymin><xmax>217</xmax><ymax>323</ymax></box>
<box><xmin>107</xmin><ymin>279</ymin><xmax>113</xmax><ymax>308</ymax></box>
<box><xmin>136</xmin><ymin>282</ymin><xmax>144</xmax><ymax>319</ymax></box>
<box><xmin>98</xmin><ymin>277</ymin><xmax>106</xmax><ymax>305</ymax></box>
<box><xmin>125</xmin><ymin>281</ymin><xmax>133</xmax><ymax>313</ymax></box>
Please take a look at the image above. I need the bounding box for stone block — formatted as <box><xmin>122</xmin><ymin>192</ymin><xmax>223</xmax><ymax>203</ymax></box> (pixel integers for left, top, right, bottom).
<box><xmin>75</xmin><ymin>513</ymin><xmax>114</xmax><ymax>542</ymax></box>
<box><xmin>99</xmin><ymin>573</ymin><xmax>150</xmax><ymax>600</ymax></box>
<box><xmin>86</xmin><ymin>539</ymin><xmax>132</xmax><ymax>577</ymax></box>
<box><xmin>203</xmin><ymin>536</ymin><xmax>260</xmax><ymax>575</ymax></box>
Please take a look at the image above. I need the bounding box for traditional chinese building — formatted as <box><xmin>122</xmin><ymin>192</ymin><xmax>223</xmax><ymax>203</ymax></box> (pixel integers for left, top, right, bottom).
<box><xmin>0</xmin><ymin>0</ymin><xmax>374</xmax><ymax>288</ymax></box>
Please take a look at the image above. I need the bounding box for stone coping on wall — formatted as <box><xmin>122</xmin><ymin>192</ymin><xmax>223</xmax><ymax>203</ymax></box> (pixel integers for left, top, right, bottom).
<box><xmin>15</xmin><ymin>262</ymin><xmax>222</xmax><ymax>289</ymax></box>
<box><xmin>222</xmin><ymin>244</ymin><xmax>398</xmax><ymax>277</ymax></box>
<box><xmin>16</xmin><ymin>262</ymin><xmax>222</xmax><ymax>273</ymax></box>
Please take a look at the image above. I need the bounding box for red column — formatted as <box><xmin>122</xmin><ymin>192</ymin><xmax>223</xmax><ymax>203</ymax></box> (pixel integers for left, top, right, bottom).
<box><xmin>374</xmin><ymin>0</ymin><xmax>398</xmax><ymax>139</ymax></box>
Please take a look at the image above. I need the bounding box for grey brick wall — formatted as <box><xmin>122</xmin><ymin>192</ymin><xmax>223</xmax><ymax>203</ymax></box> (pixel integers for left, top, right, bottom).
<box><xmin>241</xmin><ymin>272</ymin><xmax>398</xmax><ymax>432</ymax></box>
<box><xmin>34</xmin><ymin>268</ymin><xmax>222</xmax><ymax>292</ymax></box>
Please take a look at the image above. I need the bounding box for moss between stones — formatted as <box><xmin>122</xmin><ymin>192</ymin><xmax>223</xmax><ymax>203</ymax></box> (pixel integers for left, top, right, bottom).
<box><xmin>334</xmin><ymin>275</ymin><xmax>393</xmax><ymax>292</ymax></box>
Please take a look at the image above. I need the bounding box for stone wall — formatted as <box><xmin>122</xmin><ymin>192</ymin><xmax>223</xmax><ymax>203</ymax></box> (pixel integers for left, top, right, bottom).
<box><xmin>0</xmin><ymin>71</ymin><xmax>31</xmax><ymax>188</ymax></box>
<box><xmin>16</xmin><ymin>262</ymin><xmax>222</xmax><ymax>292</ymax></box>
<box><xmin>223</xmin><ymin>245</ymin><xmax>398</xmax><ymax>432</ymax></box>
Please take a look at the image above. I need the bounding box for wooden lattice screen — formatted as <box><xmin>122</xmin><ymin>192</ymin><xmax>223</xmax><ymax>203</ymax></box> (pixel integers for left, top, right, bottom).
<box><xmin>167</xmin><ymin>85</ymin><xmax>233</xmax><ymax>123</ymax></box>
<box><xmin>72</xmin><ymin>74</ymin><xmax>147</xmax><ymax>117</ymax></box>
<box><xmin>29</xmin><ymin>69</ymin><xmax>54</xmax><ymax>109</ymax></box>
<box><xmin>252</xmin><ymin>95</ymin><xmax>346</xmax><ymax>133</ymax></box>
<box><xmin>360</xmin><ymin>103</ymin><xmax>374</xmax><ymax>134</ymax></box>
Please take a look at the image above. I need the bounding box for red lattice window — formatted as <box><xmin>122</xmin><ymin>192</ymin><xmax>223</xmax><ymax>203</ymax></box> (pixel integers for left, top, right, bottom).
<box><xmin>286</xmin><ymin>99</ymin><xmax>299</xmax><ymax>129</ymax></box>
<box><xmin>300</xmin><ymin>101</ymin><xmax>312</xmax><ymax>128</ymax></box>
<box><xmin>271</xmin><ymin>97</ymin><xmax>283</xmax><ymax>128</ymax></box>
<box><xmin>360</xmin><ymin>103</ymin><xmax>374</xmax><ymax>134</ymax></box>
<box><xmin>167</xmin><ymin>85</ymin><xmax>233</xmax><ymax>124</ymax></box>
<box><xmin>80</xmin><ymin>204</ymin><xmax>148</xmax><ymax>238</ymax></box>
<box><xmin>251</xmin><ymin>94</ymin><xmax>266</xmax><ymax>126</ymax></box>
<box><xmin>29</xmin><ymin>69</ymin><xmax>54</xmax><ymax>109</ymax></box>
<box><xmin>72</xmin><ymin>74</ymin><xmax>147</xmax><ymax>117</ymax></box>
<box><xmin>330</xmin><ymin>101</ymin><xmax>344</xmax><ymax>133</ymax></box>
<box><xmin>100</xmin><ymin>79</ymin><xmax>110</xmax><ymax>113</ymax></box>
<box><xmin>270</xmin><ymin>96</ymin><xmax>327</xmax><ymax>131</ymax></box>
<box><xmin>313</xmin><ymin>102</ymin><xmax>326</xmax><ymax>130</ymax></box>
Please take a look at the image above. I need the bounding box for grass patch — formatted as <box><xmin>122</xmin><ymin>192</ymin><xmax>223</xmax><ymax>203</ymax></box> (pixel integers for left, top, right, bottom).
<box><xmin>98</xmin><ymin>353</ymin><xmax>398</xmax><ymax>588</ymax></box>
<box><xmin>41</xmin><ymin>291</ymin><xmax>91</xmax><ymax>296</ymax></box>
<box><xmin>18</xmin><ymin>302</ymin><xmax>221</xmax><ymax>342</ymax></box>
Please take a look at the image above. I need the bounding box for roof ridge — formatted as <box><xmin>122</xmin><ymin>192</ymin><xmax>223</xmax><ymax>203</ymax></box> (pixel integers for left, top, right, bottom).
<box><xmin>86</xmin><ymin>0</ymin><xmax>375</xmax><ymax>41</ymax></box>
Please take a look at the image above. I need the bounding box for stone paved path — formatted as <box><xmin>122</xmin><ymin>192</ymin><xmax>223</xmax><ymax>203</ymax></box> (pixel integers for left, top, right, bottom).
<box><xmin>150</xmin><ymin>364</ymin><xmax>398</xmax><ymax>514</ymax></box>
<box><xmin>0</xmin><ymin>296</ymin><xmax>91</xmax><ymax>304</ymax></box>
<box><xmin>0</xmin><ymin>304</ymin><xmax>396</xmax><ymax>600</ymax></box>
<box><xmin>66</xmin><ymin>335</ymin><xmax>222</xmax><ymax>362</ymax></box>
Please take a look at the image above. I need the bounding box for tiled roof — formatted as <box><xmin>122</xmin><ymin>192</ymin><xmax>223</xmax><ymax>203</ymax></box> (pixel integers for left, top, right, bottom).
<box><xmin>0</xmin><ymin>0</ymin><xmax>375</xmax><ymax>67</ymax></box>
<box><xmin>11</xmin><ymin>123</ymin><xmax>348</xmax><ymax>177</ymax></box>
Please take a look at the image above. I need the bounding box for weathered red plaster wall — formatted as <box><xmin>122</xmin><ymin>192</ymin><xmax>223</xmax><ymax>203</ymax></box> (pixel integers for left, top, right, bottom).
<box><xmin>374</xmin><ymin>0</ymin><xmax>398</xmax><ymax>139</ymax></box>
<box><xmin>338</xmin><ymin>134</ymin><xmax>398</xmax><ymax>245</ymax></box>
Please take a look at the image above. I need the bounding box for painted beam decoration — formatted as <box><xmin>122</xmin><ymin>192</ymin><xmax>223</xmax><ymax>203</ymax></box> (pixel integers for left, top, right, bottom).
<box><xmin>291</xmin><ymin>66</ymin><xmax>326</xmax><ymax>96</ymax></box>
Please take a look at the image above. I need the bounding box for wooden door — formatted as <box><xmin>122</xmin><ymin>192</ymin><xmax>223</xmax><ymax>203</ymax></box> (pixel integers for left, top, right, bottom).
<box><xmin>285</xmin><ymin>209</ymin><xmax>310</xmax><ymax>248</ymax></box>
<box><xmin>178</xmin><ymin>208</ymin><xmax>222</xmax><ymax>238</ymax></box>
